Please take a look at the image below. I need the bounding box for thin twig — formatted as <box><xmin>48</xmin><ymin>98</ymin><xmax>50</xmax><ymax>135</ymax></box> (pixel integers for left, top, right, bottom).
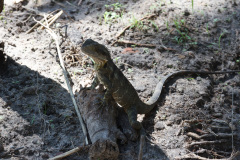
<box><xmin>52</xmin><ymin>0</ymin><xmax>65</xmax><ymax>7</ymax></box>
<box><xmin>26</xmin><ymin>9</ymin><xmax>61</xmax><ymax>34</ymax></box>
<box><xmin>115</xmin><ymin>14</ymin><xmax>157</xmax><ymax>39</ymax></box>
<box><xmin>113</xmin><ymin>40</ymin><xmax>156</xmax><ymax>48</ymax></box>
<box><xmin>49</xmin><ymin>145</ymin><xmax>90</xmax><ymax>160</ymax></box>
<box><xmin>66</xmin><ymin>1</ymin><xmax>78</xmax><ymax>8</ymax></box>
<box><xmin>39</xmin><ymin>10</ymin><xmax>63</xmax><ymax>30</ymax></box>
<box><xmin>78</xmin><ymin>0</ymin><xmax>82</xmax><ymax>6</ymax></box>
<box><xmin>33</xmin><ymin>17</ymin><xmax>89</xmax><ymax>145</ymax></box>
<box><xmin>138</xmin><ymin>135</ymin><xmax>145</xmax><ymax>160</ymax></box>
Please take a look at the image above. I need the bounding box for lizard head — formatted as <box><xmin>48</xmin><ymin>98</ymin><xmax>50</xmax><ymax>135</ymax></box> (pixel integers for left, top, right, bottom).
<box><xmin>81</xmin><ymin>39</ymin><xmax>111</xmax><ymax>63</ymax></box>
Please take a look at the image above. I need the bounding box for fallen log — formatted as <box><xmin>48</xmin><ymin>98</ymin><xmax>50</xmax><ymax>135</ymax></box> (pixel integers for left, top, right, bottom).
<box><xmin>76</xmin><ymin>88</ymin><xmax>127</xmax><ymax>160</ymax></box>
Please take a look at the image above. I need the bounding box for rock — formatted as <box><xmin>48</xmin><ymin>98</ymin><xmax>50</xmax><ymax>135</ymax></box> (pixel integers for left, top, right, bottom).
<box><xmin>154</xmin><ymin>121</ymin><xmax>165</xmax><ymax>130</ymax></box>
<box><xmin>184</xmin><ymin>9</ymin><xmax>190</xmax><ymax>16</ymax></box>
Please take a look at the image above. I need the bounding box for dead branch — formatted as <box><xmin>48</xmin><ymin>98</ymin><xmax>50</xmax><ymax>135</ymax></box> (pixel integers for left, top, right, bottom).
<box><xmin>33</xmin><ymin>16</ymin><xmax>89</xmax><ymax>145</ymax></box>
<box><xmin>115</xmin><ymin>14</ymin><xmax>157</xmax><ymax>39</ymax></box>
<box><xmin>113</xmin><ymin>40</ymin><xmax>156</xmax><ymax>48</ymax></box>
<box><xmin>49</xmin><ymin>145</ymin><xmax>90</xmax><ymax>160</ymax></box>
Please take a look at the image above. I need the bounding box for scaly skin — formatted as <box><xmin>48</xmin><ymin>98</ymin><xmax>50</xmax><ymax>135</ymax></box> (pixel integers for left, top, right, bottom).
<box><xmin>81</xmin><ymin>39</ymin><xmax>240</xmax><ymax>130</ymax></box>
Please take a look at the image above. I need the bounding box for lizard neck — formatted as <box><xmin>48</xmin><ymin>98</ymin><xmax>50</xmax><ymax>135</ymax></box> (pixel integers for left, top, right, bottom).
<box><xmin>94</xmin><ymin>59</ymin><xmax>108</xmax><ymax>70</ymax></box>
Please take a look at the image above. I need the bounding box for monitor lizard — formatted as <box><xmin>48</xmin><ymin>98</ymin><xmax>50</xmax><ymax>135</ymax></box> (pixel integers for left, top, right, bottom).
<box><xmin>81</xmin><ymin>39</ymin><xmax>240</xmax><ymax>130</ymax></box>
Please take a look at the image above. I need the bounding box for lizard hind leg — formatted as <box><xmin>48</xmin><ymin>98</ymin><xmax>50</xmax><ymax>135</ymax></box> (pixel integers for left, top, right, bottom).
<box><xmin>126</xmin><ymin>106</ymin><xmax>142</xmax><ymax>130</ymax></box>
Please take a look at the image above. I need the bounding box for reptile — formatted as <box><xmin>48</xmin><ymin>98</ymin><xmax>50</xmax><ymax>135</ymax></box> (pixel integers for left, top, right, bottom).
<box><xmin>81</xmin><ymin>39</ymin><xmax>240</xmax><ymax>130</ymax></box>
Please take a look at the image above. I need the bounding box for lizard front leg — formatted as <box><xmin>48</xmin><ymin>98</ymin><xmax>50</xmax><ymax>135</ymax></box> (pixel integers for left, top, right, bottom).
<box><xmin>97</xmin><ymin>74</ymin><xmax>113</xmax><ymax>104</ymax></box>
<box><xmin>87</xmin><ymin>76</ymin><xmax>100</xmax><ymax>89</ymax></box>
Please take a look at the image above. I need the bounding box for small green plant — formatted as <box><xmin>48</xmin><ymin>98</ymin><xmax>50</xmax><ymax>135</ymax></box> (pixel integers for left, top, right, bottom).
<box><xmin>143</xmin><ymin>48</ymin><xmax>149</xmax><ymax>54</ymax></box>
<box><xmin>191</xmin><ymin>0</ymin><xmax>194</xmax><ymax>11</ymax></box>
<box><xmin>129</xmin><ymin>15</ymin><xmax>144</xmax><ymax>30</ymax></box>
<box><xmin>105</xmin><ymin>2</ymin><xmax>123</xmax><ymax>10</ymax></box>
<box><xmin>150</xmin><ymin>20</ymin><xmax>159</xmax><ymax>31</ymax></box>
<box><xmin>165</xmin><ymin>20</ymin><xmax>169</xmax><ymax>30</ymax></box>
<box><xmin>31</xmin><ymin>115</ymin><xmax>35</xmax><ymax>124</ymax></box>
<box><xmin>218</xmin><ymin>31</ymin><xmax>226</xmax><ymax>48</ymax></box>
<box><xmin>129</xmin><ymin>16</ymin><xmax>158</xmax><ymax>32</ymax></box>
<box><xmin>114</xmin><ymin>57</ymin><xmax>121</xmax><ymax>63</ymax></box>
<box><xmin>103</xmin><ymin>11</ymin><xmax>121</xmax><ymax>24</ymax></box>
<box><xmin>128</xmin><ymin>68</ymin><xmax>133</xmax><ymax>73</ymax></box>
<box><xmin>187</xmin><ymin>77</ymin><xmax>194</xmax><ymax>81</ymax></box>
<box><xmin>103</xmin><ymin>3</ymin><xmax>124</xmax><ymax>24</ymax></box>
<box><xmin>172</xmin><ymin>18</ymin><xmax>193</xmax><ymax>44</ymax></box>
<box><xmin>206</xmin><ymin>23</ymin><xmax>209</xmax><ymax>34</ymax></box>
<box><xmin>149</xmin><ymin>0</ymin><xmax>163</xmax><ymax>12</ymax></box>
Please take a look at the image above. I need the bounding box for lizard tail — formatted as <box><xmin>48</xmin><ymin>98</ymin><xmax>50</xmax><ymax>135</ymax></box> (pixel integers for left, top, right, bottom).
<box><xmin>137</xmin><ymin>70</ymin><xmax>240</xmax><ymax>114</ymax></box>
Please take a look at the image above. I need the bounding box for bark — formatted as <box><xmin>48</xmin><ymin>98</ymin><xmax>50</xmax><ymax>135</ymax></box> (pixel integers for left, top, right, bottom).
<box><xmin>76</xmin><ymin>88</ymin><xmax>127</xmax><ymax>160</ymax></box>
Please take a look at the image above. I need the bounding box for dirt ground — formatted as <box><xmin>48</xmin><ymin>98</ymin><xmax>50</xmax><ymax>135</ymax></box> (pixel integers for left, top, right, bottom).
<box><xmin>0</xmin><ymin>0</ymin><xmax>240</xmax><ymax>159</ymax></box>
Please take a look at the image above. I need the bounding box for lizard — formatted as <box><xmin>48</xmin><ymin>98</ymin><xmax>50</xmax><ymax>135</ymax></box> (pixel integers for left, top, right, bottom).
<box><xmin>81</xmin><ymin>39</ymin><xmax>240</xmax><ymax>130</ymax></box>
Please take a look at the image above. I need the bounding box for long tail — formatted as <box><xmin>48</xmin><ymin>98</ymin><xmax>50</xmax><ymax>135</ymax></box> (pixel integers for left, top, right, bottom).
<box><xmin>138</xmin><ymin>70</ymin><xmax>240</xmax><ymax>114</ymax></box>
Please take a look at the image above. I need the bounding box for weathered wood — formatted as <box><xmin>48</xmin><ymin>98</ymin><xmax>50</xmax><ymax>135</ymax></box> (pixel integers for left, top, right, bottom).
<box><xmin>76</xmin><ymin>88</ymin><xmax>127</xmax><ymax>160</ymax></box>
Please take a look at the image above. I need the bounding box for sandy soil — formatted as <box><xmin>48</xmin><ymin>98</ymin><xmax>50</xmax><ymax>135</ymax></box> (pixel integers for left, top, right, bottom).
<box><xmin>0</xmin><ymin>0</ymin><xmax>240</xmax><ymax>159</ymax></box>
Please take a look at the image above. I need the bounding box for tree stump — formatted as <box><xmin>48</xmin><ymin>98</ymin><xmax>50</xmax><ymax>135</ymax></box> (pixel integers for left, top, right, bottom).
<box><xmin>76</xmin><ymin>88</ymin><xmax>127</xmax><ymax>160</ymax></box>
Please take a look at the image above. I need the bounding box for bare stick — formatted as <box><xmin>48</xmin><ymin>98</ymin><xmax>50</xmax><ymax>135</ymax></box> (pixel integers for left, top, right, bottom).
<box><xmin>52</xmin><ymin>0</ymin><xmax>65</xmax><ymax>7</ymax></box>
<box><xmin>113</xmin><ymin>40</ymin><xmax>156</xmax><ymax>48</ymax></box>
<box><xmin>39</xmin><ymin>10</ymin><xmax>63</xmax><ymax>30</ymax></box>
<box><xmin>115</xmin><ymin>14</ymin><xmax>157</xmax><ymax>39</ymax></box>
<box><xmin>49</xmin><ymin>145</ymin><xmax>90</xmax><ymax>160</ymax></box>
<box><xmin>78</xmin><ymin>0</ymin><xmax>82</xmax><ymax>6</ymax></box>
<box><xmin>26</xmin><ymin>9</ymin><xmax>61</xmax><ymax>34</ymax></box>
<box><xmin>138</xmin><ymin>135</ymin><xmax>145</xmax><ymax>160</ymax></box>
<box><xmin>33</xmin><ymin>17</ymin><xmax>89</xmax><ymax>145</ymax></box>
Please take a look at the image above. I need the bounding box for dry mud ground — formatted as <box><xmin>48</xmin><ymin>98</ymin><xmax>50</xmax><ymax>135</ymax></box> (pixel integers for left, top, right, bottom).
<box><xmin>0</xmin><ymin>0</ymin><xmax>240</xmax><ymax>159</ymax></box>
